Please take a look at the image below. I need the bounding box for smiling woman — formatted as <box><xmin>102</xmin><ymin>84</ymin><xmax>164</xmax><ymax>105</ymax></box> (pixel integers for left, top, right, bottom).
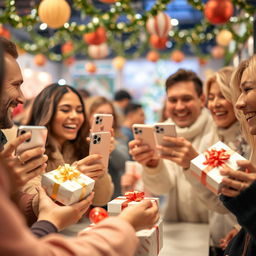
<box><xmin>22</xmin><ymin>84</ymin><xmax>114</xmax><ymax>218</ymax></box>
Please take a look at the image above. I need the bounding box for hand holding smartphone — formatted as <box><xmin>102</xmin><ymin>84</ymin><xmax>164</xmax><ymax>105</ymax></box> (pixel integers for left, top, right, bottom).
<box><xmin>132</xmin><ymin>124</ymin><xmax>158</xmax><ymax>158</ymax></box>
<box><xmin>16</xmin><ymin>125</ymin><xmax>48</xmax><ymax>155</ymax></box>
<box><xmin>153</xmin><ymin>122</ymin><xmax>177</xmax><ymax>156</ymax></box>
<box><xmin>89</xmin><ymin>131</ymin><xmax>111</xmax><ymax>170</ymax></box>
<box><xmin>91</xmin><ymin>114</ymin><xmax>113</xmax><ymax>133</ymax></box>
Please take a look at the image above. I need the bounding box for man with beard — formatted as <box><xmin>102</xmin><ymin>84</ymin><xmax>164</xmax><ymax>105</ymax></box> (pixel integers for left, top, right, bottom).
<box><xmin>0</xmin><ymin>37</ymin><xmax>48</xmax><ymax>188</ymax></box>
<box><xmin>129</xmin><ymin>69</ymin><xmax>218</xmax><ymax>223</ymax></box>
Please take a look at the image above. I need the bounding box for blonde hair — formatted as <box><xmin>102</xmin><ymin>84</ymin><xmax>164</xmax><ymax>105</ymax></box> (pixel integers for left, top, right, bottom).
<box><xmin>230</xmin><ymin>55</ymin><xmax>256</xmax><ymax>163</ymax></box>
<box><xmin>205</xmin><ymin>66</ymin><xmax>235</xmax><ymax>103</ymax></box>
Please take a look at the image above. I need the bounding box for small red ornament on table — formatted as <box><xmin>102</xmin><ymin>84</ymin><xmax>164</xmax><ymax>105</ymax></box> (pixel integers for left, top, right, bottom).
<box><xmin>89</xmin><ymin>207</ymin><xmax>108</xmax><ymax>224</ymax></box>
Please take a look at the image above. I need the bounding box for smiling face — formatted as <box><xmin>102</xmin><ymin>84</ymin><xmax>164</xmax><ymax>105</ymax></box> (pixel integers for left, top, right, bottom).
<box><xmin>0</xmin><ymin>53</ymin><xmax>24</xmax><ymax>128</ymax></box>
<box><xmin>208</xmin><ymin>81</ymin><xmax>236</xmax><ymax>128</ymax></box>
<box><xmin>51</xmin><ymin>90</ymin><xmax>84</xmax><ymax>146</ymax></box>
<box><xmin>235</xmin><ymin>68</ymin><xmax>256</xmax><ymax>135</ymax></box>
<box><xmin>166</xmin><ymin>81</ymin><xmax>204</xmax><ymax>127</ymax></box>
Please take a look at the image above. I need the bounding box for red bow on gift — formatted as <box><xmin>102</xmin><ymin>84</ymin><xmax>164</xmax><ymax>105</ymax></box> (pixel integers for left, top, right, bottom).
<box><xmin>203</xmin><ymin>148</ymin><xmax>230</xmax><ymax>167</ymax></box>
<box><xmin>124</xmin><ymin>191</ymin><xmax>145</xmax><ymax>202</ymax></box>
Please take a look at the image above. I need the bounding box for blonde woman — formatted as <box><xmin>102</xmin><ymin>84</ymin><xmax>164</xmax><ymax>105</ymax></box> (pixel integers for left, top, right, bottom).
<box><xmin>218</xmin><ymin>55</ymin><xmax>256</xmax><ymax>256</ymax></box>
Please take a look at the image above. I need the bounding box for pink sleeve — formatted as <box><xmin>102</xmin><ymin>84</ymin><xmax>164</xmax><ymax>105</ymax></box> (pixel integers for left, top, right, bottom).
<box><xmin>0</xmin><ymin>187</ymin><xmax>139</xmax><ymax>256</ymax></box>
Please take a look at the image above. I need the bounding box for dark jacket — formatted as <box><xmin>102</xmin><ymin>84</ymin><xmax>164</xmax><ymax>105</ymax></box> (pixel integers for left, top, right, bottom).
<box><xmin>220</xmin><ymin>181</ymin><xmax>256</xmax><ymax>256</ymax></box>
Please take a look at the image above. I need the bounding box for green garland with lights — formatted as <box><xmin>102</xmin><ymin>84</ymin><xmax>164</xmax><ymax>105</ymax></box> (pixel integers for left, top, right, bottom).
<box><xmin>0</xmin><ymin>0</ymin><xmax>254</xmax><ymax>64</ymax></box>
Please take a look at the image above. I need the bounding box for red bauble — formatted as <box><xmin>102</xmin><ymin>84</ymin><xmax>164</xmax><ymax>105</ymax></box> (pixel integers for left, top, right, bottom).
<box><xmin>147</xmin><ymin>51</ymin><xmax>159</xmax><ymax>62</ymax></box>
<box><xmin>89</xmin><ymin>207</ymin><xmax>108</xmax><ymax>224</ymax></box>
<box><xmin>204</xmin><ymin>0</ymin><xmax>234</xmax><ymax>25</ymax></box>
<box><xmin>149</xmin><ymin>35</ymin><xmax>167</xmax><ymax>50</ymax></box>
<box><xmin>83</xmin><ymin>27</ymin><xmax>107</xmax><ymax>45</ymax></box>
<box><xmin>61</xmin><ymin>41</ymin><xmax>74</xmax><ymax>54</ymax></box>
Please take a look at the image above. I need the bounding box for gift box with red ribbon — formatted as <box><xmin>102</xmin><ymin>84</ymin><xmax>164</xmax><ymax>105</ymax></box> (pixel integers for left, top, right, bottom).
<box><xmin>190</xmin><ymin>141</ymin><xmax>246</xmax><ymax>194</ymax></box>
<box><xmin>107</xmin><ymin>191</ymin><xmax>159</xmax><ymax>216</ymax></box>
<box><xmin>135</xmin><ymin>219</ymin><xmax>163</xmax><ymax>256</ymax></box>
<box><xmin>42</xmin><ymin>164</ymin><xmax>95</xmax><ymax>205</ymax></box>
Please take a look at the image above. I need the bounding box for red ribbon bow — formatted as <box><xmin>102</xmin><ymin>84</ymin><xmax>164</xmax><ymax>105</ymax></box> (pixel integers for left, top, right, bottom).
<box><xmin>203</xmin><ymin>148</ymin><xmax>230</xmax><ymax>168</ymax></box>
<box><xmin>124</xmin><ymin>191</ymin><xmax>145</xmax><ymax>202</ymax></box>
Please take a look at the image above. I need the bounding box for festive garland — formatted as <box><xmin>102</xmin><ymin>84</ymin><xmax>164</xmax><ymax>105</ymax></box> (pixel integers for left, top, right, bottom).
<box><xmin>0</xmin><ymin>0</ymin><xmax>254</xmax><ymax>63</ymax></box>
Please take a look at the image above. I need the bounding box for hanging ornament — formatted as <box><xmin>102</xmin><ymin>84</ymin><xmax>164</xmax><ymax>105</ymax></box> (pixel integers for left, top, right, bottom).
<box><xmin>85</xmin><ymin>62</ymin><xmax>97</xmax><ymax>73</ymax></box>
<box><xmin>204</xmin><ymin>0</ymin><xmax>233</xmax><ymax>25</ymax></box>
<box><xmin>0</xmin><ymin>25</ymin><xmax>11</xmax><ymax>39</ymax></box>
<box><xmin>198</xmin><ymin>58</ymin><xmax>207</xmax><ymax>66</ymax></box>
<box><xmin>61</xmin><ymin>41</ymin><xmax>74</xmax><ymax>55</ymax></box>
<box><xmin>216</xmin><ymin>30</ymin><xmax>233</xmax><ymax>47</ymax></box>
<box><xmin>149</xmin><ymin>35</ymin><xmax>167</xmax><ymax>50</ymax></box>
<box><xmin>146</xmin><ymin>12</ymin><xmax>172</xmax><ymax>38</ymax></box>
<box><xmin>38</xmin><ymin>0</ymin><xmax>71</xmax><ymax>29</ymax></box>
<box><xmin>88</xmin><ymin>43</ymin><xmax>109</xmax><ymax>59</ymax></box>
<box><xmin>64</xmin><ymin>57</ymin><xmax>75</xmax><ymax>66</ymax></box>
<box><xmin>146</xmin><ymin>51</ymin><xmax>160</xmax><ymax>62</ymax></box>
<box><xmin>83</xmin><ymin>27</ymin><xmax>107</xmax><ymax>45</ymax></box>
<box><xmin>99</xmin><ymin>0</ymin><xmax>117</xmax><ymax>3</ymax></box>
<box><xmin>112</xmin><ymin>56</ymin><xmax>126</xmax><ymax>70</ymax></box>
<box><xmin>34</xmin><ymin>54</ymin><xmax>47</xmax><ymax>66</ymax></box>
<box><xmin>170</xmin><ymin>50</ymin><xmax>185</xmax><ymax>63</ymax></box>
<box><xmin>89</xmin><ymin>207</ymin><xmax>108</xmax><ymax>224</ymax></box>
<box><xmin>211</xmin><ymin>45</ymin><xmax>225</xmax><ymax>59</ymax></box>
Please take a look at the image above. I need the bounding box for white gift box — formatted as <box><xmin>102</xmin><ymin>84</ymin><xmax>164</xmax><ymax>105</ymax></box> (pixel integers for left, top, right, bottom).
<box><xmin>190</xmin><ymin>141</ymin><xmax>246</xmax><ymax>194</ymax></box>
<box><xmin>107</xmin><ymin>193</ymin><xmax>160</xmax><ymax>216</ymax></box>
<box><xmin>135</xmin><ymin>219</ymin><xmax>163</xmax><ymax>256</ymax></box>
<box><xmin>42</xmin><ymin>164</ymin><xmax>95</xmax><ymax>205</ymax></box>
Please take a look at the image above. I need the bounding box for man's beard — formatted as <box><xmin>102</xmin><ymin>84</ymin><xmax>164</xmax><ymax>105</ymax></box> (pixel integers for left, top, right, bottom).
<box><xmin>0</xmin><ymin>106</ymin><xmax>13</xmax><ymax>129</ymax></box>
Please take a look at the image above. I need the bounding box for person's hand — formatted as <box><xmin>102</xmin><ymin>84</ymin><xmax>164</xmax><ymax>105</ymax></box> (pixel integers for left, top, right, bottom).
<box><xmin>129</xmin><ymin>139</ymin><xmax>159</xmax><ymax>167</ymax></box>
<box><xmin>37</xmin><ymin>186</ymin><xmax>94</xmax><ymax>231</ymax></box>
<box><xmin>157</xmin><ymin>136</ymin><xmax>198</xmax><ymax>169</ymax></box>
<box><xmin>1</xmin><ymin>132</ymin><xmax>48</xmax><ymax>188</ymax></box>
<box><xmin>220</xmin><ymin>160</ymin><xmax>256</xmax><ymax>197</ymax></box>
<box><xmin>118</xmin><ymin>200</ymin><xmax>159</xmax><ymax>231</ymax></box>
<box><xmin>219</xmin><ymin>227</ymin><xmax>238</xmax><ymax>250</ymax></box>
<box><xmin>74</xmin><ymin>154</ymin><xmax>105</xmax><ymax>180</ymax></box>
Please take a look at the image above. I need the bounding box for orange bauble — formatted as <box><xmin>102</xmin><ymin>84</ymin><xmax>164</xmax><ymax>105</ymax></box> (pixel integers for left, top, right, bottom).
<box><xmin>170</xmin><ymin>50</ymin><xmax>185</xmax><ymax>63</ymax></box>
<box><xmin>61</xmin><ymin>41</ymin><xmax>74</xmax><ymax>54</ymax></box>
<box><xmin>211</xmin><ymin>46</ymin><xmax>225</xmax><ymax>59</ymax></box>
<box><xmin>204</xmin><ymin>0</ymin><xmax>233</xmax><ymax>25</ymax></box>
<box><xmin>216</xmin><ymin>30</ymin><xmax>233</xmax><ymax>47</ymax></box>
<box><xmin>34</xmin><ymin>54</ymin><xmax>47</xmax><ymax>66</ymax></box>
<box><xmin>38</xmin><ymin>0</ymin><xmax>71</xmax><ymax>29</ymax></box>
<box><xmin>149</xmin><ymin>35</ymin><xmax>167</xmax><ymax>50</ymax></box>
<box><xmin>147</xmin><ymin>51</ymin><xmax>160</xmax><ymax>62</ymax></box>
<box><xmin>99</xmin><ymin>0</ymin><xmax>117</xmax><ymax>3</ymax></box>
<box><xmin>86</xmin><ymin>62</ymin><xmax>97</xmax><ymax>73</ymax></box>
<box><xmin>83</xmin><ymin>27</ymin><xmax>107</xmax><ymax>45</ymax></box>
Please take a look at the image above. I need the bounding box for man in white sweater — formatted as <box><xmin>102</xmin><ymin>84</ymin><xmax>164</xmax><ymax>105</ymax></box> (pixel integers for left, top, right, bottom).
<box><xmin>129</xmin><ymin>69</ymin><xmax>218</xmax><ymax>223</ymax></box>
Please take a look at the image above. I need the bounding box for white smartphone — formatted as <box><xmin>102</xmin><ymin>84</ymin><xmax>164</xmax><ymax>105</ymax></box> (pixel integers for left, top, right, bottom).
<box><xmin>16</xmin><ymin>125</ymin><xmax>48</xmax><ymax>155</ymax></box>
<box><xmin>91</xmin><ymin>114</ymin><xmax>113</xmax><ymax>132</ymax></box>
<box><xmin>89</xmin><ymin>131</ymin><xmax>111</xmax><ymax>170</ymax></box>
<box><xmin>132</xmin><ymin>124</ymin><xmax>158</xmax><ymax>158</ymax></box>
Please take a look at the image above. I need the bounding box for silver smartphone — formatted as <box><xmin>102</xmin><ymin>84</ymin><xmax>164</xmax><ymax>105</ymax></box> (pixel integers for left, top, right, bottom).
<box><xmin>91</xmin><ymin>114</ymin><xmax>113</xmax><ymax>132</ymax></box>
